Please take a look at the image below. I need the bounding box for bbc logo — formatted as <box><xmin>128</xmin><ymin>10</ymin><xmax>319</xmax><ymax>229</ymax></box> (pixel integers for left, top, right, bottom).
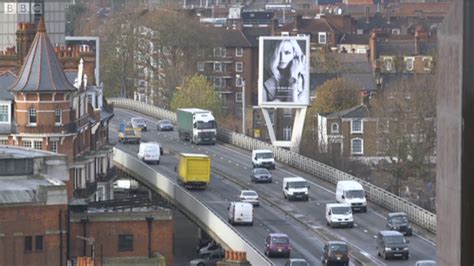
<box><xmin>4</xmin><ymin>3</ymin><xmax>43</xmax><ymax>14</ymax></box>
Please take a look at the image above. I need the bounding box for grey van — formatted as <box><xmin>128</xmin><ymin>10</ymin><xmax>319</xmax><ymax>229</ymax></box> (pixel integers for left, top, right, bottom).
<box><xmin>376</xmin><ymin>230</ymin><xmax>409</xmax><ymax>260</ymax></box>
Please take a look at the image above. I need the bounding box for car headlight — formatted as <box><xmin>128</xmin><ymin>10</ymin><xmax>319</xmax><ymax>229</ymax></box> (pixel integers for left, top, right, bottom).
<box><xmin>385</xmin><ymin>247</ymin><xmax>391</xmax><ymax>251</ymax></box>
<box><xmin>403</xmin><ymin>247</ymin><xmax>409</xmax><ymax>251</ymax></box>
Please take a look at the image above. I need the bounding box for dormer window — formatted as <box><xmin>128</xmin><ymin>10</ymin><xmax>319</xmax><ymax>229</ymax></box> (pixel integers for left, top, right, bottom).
<box><xmin>28</xmin><ymin>108</ymin><xmax>37</xmax><ymax>125</ymax></box>
<box><xmin>0</xmin><ymin>104</ymin><xmax>9</xmax><ymax>123</ymax></box>
<box><xmin>385</xmin><ymin>57</ymin><xmax>394</xmax><ymax>72</ymax></box>
<box><xmin>405</xmin><ymin>57</ymin><xmax>415</xmax><ymax>71</ymax></box>
<box><xmin>331</xmin><ymin>122</ymin><xmax>339</xmax><ymax>134</ymax></box>
<box><xmin>318</xmin><ymin>32</ymin><xmax>327</xmax><ymax>44</ymax></box>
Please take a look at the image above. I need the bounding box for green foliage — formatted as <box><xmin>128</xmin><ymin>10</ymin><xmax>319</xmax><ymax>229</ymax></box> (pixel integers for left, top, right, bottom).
<box><xmin>170</xmin><ymin>75</ymin><xmax>223</xmax><ymax>116</ymax></box>
<box><xmin>312</xmin><ymin>77</ymin><xmax>361</xmax><ymax>114</ymax></box>
<box><xmin>310</xmin><ymin>49</ymin><xmax>345</xmax><ymax>73</ymax></box>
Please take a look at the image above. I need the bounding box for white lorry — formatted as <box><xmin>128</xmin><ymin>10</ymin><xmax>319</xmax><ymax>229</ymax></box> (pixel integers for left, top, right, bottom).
<box><xmin>283</xmin><ymin>177</ymin><xmax>309</xmax><ymax>201</ymax></box>
<box><xmin>177</xmin><ymin>108</ymin><xmax>217</xmax><ymax>145</ymax></box>
<box><xmin>252</xmin><ymin>149</ymin><xmax>275</xmax><ymax>169</ymax></box>
<box><xmin>336</xmin><ymin>180</ymin><xmax>367</xmax><ymax>212</ymax></box>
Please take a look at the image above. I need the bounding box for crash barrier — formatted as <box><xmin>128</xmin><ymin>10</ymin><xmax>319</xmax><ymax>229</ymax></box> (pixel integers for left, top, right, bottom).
<box><xmin>113</xmin><ymin>148</ymin><xmax>272</xmax><ymax>266</ymax></box>
<box><xmin>108</xmin><ymin>98</ymin><xmax>437</xmax><ymax>233</ymax></box>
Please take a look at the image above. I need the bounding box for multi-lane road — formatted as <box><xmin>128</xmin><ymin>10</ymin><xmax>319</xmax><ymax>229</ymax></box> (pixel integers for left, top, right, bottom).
<box><xmin>111</xmin><ymin>108</ymin><xmax>437</xmax><ymax>265</ymax></box>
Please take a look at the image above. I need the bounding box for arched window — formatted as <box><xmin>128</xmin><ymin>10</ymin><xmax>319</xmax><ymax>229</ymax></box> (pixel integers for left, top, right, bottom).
<box><xmin>331</xmin><ymin>123</ymin><xmax>339</xmax><ymax>133</ymax></box>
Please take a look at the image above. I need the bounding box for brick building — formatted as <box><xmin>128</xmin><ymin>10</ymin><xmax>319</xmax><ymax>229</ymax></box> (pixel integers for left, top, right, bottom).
<box><xmin>0</xmin><ymin>146</ymin><xmax>69</xmax><ymax>266</ymax></box>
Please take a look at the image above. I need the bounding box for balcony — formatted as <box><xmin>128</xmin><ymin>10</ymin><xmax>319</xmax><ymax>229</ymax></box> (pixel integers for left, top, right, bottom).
<box><xmin>74</xmin><ymin>181</ymin><xmax>98</xmax><ymax>199</ymax></box>
<box><xmin>16</xmin><ymin>123</ymin><xmax>77</xmax><ymax>134</ymax></box>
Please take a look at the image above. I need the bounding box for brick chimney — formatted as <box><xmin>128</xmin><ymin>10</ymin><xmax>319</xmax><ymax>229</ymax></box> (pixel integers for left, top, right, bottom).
<box><xmin>369</xmin><ymin>30</ymin><xmax>377</xmax><ymax>68</ymax></box>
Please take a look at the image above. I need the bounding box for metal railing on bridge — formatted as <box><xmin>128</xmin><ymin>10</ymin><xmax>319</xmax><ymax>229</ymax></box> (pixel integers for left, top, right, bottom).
<box><xmin>109</xmin><ymin>98</ymin><xmax>437</xmax><ymax>234</ymax></box>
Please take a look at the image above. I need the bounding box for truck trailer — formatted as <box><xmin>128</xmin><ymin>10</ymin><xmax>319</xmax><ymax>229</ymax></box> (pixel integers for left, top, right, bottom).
<box><xmin>177</xmin><ymin>108</ymin><xmax>216</xmax><ymax>145</ymax></box>
<box><xmin>177</xmin><ymin>153</ymin><xmax>211</xmax><ymax>189</ymax></box>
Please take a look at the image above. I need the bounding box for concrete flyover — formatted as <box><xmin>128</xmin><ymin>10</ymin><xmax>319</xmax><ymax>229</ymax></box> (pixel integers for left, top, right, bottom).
<box><xmin>113</xmin><ymin>148</ymin><xmax>272</xmax><ymax>266</ymax></box>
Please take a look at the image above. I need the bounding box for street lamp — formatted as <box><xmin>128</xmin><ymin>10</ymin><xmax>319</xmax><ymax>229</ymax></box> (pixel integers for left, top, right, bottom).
<box><xmin>236</xmin><ymin>74</ymin><xmax>245</xmax><ymax>135</ymax></box>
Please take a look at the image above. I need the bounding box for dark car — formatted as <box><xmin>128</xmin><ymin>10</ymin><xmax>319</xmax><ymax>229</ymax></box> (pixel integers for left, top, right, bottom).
<box><xmin>157</xmin><ymin>119</ymin><xmax>174</xmax><ymax>131</ymax></box>
<box><xmin>386</xmin><ymin>212</ymin><xmax>413</xmax><ymax>236</ymax></box>
<box><xmin>376</xmin><ymin>230</ymin><xmax>410</xmax><ymax>260</ymax></box>
<box><xmin>321</xmin><ymin>241</ymin><xmax>349</xmax><ymax>266</ymax></box>
<box><xmin>251</xmin><ymin>168</ymin><xmax>272</xmax><ymax>183</ymax></box>
<box><xmin>265</xmin><ymin>233</ymin><xmax>290</xmax><ymax>258</ymax></box>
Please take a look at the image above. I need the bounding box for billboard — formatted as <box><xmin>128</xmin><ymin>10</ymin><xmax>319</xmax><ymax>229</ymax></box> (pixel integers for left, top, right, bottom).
<box><xmin>258</xmin><ymin>35</ymin><xmax>310</xmax><ymax>107</ymax></box>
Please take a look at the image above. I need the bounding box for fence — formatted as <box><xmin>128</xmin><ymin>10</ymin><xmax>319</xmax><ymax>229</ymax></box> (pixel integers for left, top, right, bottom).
<box><xmin>109</xmin><ymin>98</ymin><xmax>437</xmax><ymax>233</ymax></box>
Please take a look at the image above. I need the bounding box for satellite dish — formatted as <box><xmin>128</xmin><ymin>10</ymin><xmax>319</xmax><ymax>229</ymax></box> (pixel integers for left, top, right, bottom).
<box><xmin>337</xmin><ymin>8</ymin><xmax>342</xmax><ymax>15</ymax></box>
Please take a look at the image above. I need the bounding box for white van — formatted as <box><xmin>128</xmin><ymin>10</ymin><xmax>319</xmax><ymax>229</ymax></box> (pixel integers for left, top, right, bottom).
<box><xmin>336</xmin><ymin>180</ymin><xmax>367</xmax><ymax>212</ymax></box>
<box><xmin>283</xmin><ymin>177</ymin><xmax>309</xmax><ymax>201</ymax></box>
<box><xmin>137</xmin><ymin>142</ymin><xmax>162</xmax><ymax>164</ymax></box>
<box><xmin>252</xmin><ymin>149</ymin><xmax>275</xmax><ymax>169</ymax></box>
<box><xmin>326</xmin><ymin>203</ymin><xmax>354</xmax><ymax>228</ymax></box>
<box><xmin>228</xmin><ymin>202</ymin><xmax>253</xmax><ymax>225</ymax></box>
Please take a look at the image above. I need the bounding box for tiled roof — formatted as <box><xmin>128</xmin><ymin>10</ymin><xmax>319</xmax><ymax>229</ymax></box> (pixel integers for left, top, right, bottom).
<box><xmin>242</xmin><ymin>27</ymin><xmax>272</xmax><ymax>47</ymax></box>
<box><xmin>208</xmin><ymin>27</ymin><xmax>252</xmax><ymax>47</ymax></box>
<box><xmin>325</xmin><ymin>104</ymin><xmax>369</xmax><ymax>119</ymax></box>
<box><xmin>64</xmin><ymin>70</ymin><xmax>78</xmax><ymax>85</ymax></box>
<box><xmin>377</xmin><ymin>38</ymin><xmax>436</xmax><ymax>56</ymax></box>
<box><xmin>0</xmin><ymin>72</ymin><xmax>15</xmax><ymax>100</ymax></box>
<box><xmin>9</xmin><ymin>18</ymin><xmax>77</xmax><ymax>93</ymax></box>
<box><xmin>340</xmin><ymin>34</ymin><xmax>369</xmax><ymax>45</ymax></box>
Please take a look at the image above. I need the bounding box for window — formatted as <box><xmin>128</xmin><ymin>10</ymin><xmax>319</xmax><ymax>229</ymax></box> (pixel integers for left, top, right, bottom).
<box><xmin>197</xmin><ymin>62</ymin><xmax>204</xmax><ymax>72</ymax></box>
<box><xmin>0</xmin><ymin>105</ymin><xmax>8</xmax><ymax>122</ymax></box>
<box><xmin>213</xmin><ymin>77</ymin><xmax>222</xmax><ymax>88</ymax></box>
<box><xmin>34</xmin><ymin>141</ymin><xmax>42</xmax><ymax>150</ymax></box>
<box><xmin>235</xmin><ymin>77</ymin><xmax>243</xmax><ymax>87</ymax></box>
<box><xmin>391</xmin><ymin>28</ymin><xmax>401</xmax><ymax>35</ymax></box>
<box><xmin>118</xmin><ymin>234</ymin><xmax>133</xmax><ymax>252</ymax></box>
<box><xmin>50</xmin><ymin>141</ymin><xmax>58</xmax><ymax>153</ymax></box>
<box><xmin>318</xmin><ymin>32</ymin><xmax>327</xmax><ymax>44</ymax></box>
<box><xmin>55</xmin><ymin>109</ymin><xmax>62</xmax><ymax>125</ymax></box>
<box><xmin>0</xmin><ymin>139</ymin><xmax>7</xmax><ymax>145</ymax></box>
<box><xmin>235</xmin><ymin>47</ymin><xmax>243</xmax><ymax>57</ymax></box>
<box><xmin>213</xmin><ymin>62</ymin><xmax>223</xmax><ymax>72</ymax></box>
<box><xmin>283</xmin><ymin>126</ymin><xmax>292</xmax><ymax>141</ymax></box>
<box><xmin>331</xmin><ymin>123</ymin><xmax>339</xmax><ymax>133</ymax></box>
<box><xmin>23</xmin><ymin>140</ymin><xmax>32</xmax><ymax>148</ymax></box>
<box><xmin>385</xmin><ymin>57</ymin><xmax>393</xmax><ymax>71</ymax></box>
<box><xmin>422</xmin><ymin>57</ymin><xmax>432</xmax><ymax>71</ymax></box>
<box><xmin>405</xmin><ymin>57</ymin><xmax>414</xmax><ymax>71</ymax></box>
<box><xmin>35</xmin><ymin>235</ymin><xmax>43</xmax><ymax>251</ymax></box>
<box><xmin>283</xmin><ymin>108</ymin><xmax>292</xmax><ymax>118</ymax></box>
<box><xmin>24</xmin><ymin>236</ymin><xmax>32</xmax><ymax>252</ymax></box>
<box><xmin>235</xmin><ymin>92</ymin><xmax>242</xmax><ymax>103</ymax></box>
<box><xmin>213</xmin><ymin>47</ymin><xmax>226</xmax><ymax>57</ymax></box>
<box><xmin>235</xmin><ymin>62</ymin><xmax>243</xmax><ymax>72</ymax></box>
<box><xmin>351</xmin><ymin>138</ymin><xmax>363</xmax><ymax>155</ymax></box>
<box><xmin>29</xmin><ymin>108</ymin><xmax>37</xmax><ymax>125</ymax></box>
<box><xmin>351</xmin><ymin>119</ymin><xmax>363</xmax><ymax>133</ymax></box>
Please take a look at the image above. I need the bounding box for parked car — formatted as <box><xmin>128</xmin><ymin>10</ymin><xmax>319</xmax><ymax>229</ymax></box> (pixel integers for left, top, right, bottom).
<box><xmin>131</xmin><ymin>117</ymin><xmax>147</xmax><ymax>131</ymax></box>
<box><xmin>157</xmin><ymin>119</ymin><xmax>174</xmax><ymax>131</ymax></box>
<box><xmin>376</xmin><ymin>230</ymin><xmax>409</xmax><ymax>260</ymax></box>
<box><xmin>285</xmin><ymin>258</ymin><xmax>309</xmax><ymax>266</ymax></box>
<box><xmin>190</xmin><ymin>253</ymin><xmax>224</xmax><ymax>266</ymax></box>
<box><xmin>265</xmin><ymin>233</ymin><xmax>290</xmax><ymax>258</ymax></box>
<box><xmin>199</xmin><ymin>241</ymin><xmax>224</xmax><ymax>259</ymax></box>
<box><xmin>239</xmin><ymin>190</ymin><xmax>259</xmax><ymax>206</ymax></box>
<box><xmin>251</xmin><ymin>168</ymin><xmax>272</xmax><ymax>183</ymax></box>
<box><xmin>321</xmin><ymin>241</ymin><xmax>349</xmax><ymax>266</ymax></box>
<box><xmin>386</xmin><ymin>212</ymin><xmax>413</xmax><ymax>236</ymax></box>
<box><xmin>415</xmin><ymin>260</ymin><xmax>437</xmax><ymax>266</ymax></box>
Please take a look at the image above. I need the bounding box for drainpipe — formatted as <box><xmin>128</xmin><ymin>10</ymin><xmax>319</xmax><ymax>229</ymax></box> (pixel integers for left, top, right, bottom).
<box><xmin>80</xmin><ymin>217</ymin><xmax>89</xmax><ymax>256</ymax></box>
<box><xmin>146</xmin><ymin>216</ymin><xmax>154</xmax><ymax>258</ymax></box>
<box><xmin>59</xmin><ymin>210</ymin><xmax>63</xmax><ymax>266</ymax></box>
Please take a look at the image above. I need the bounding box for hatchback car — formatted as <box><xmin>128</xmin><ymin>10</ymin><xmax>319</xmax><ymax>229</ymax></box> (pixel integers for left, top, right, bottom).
<box><xmin>415</xmin><ymin>260</ymin><xmax>437</xmax><ymax>266</ymax></box>
<box><xmin>239</xmin><ymin>190</ymin><xmax>259</xmax><ymax>206</ymax></box>
<box><xmin>265</xmin><ymin>233</ymin><xmax>290</xmax><ymax>258</ymax></box>
<box><xmin>251</xmin><ymin>168</ymin><xmax>272</xmax><ymax>183</ymax></box>
<box><xmin>386</xmin><ymin>212</ymin><xmax>412</xmax><ymax>236</ymax></box>
<box><xmin>157</xmin><ymin>119</ymin><xmax>174</xmax><ymax>131</ymax></box>
<box><xmin>321</xmin><ymin>241</ymin><xmax>349</xmax><ymax>266</ymax></box>
<box><xmin>190</xmin><ymin>252</ymin><xmax>224</xmax><ymax>266</ymax></box>
<box><xmin>285</xmin><ymin>258</ymin><xmax>309</xmax><ymax>266</ymax></box>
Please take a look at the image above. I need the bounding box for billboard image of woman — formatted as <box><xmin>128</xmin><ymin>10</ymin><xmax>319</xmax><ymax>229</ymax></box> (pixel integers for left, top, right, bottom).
<box><xmin>259</xmin><ymin>36</ymin><xmax>310</xmax><ymax>107</ymax></box>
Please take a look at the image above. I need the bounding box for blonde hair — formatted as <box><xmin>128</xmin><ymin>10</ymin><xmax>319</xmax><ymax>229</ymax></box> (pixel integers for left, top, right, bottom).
<box><xmin>270</xmin><ymin>39</ymin><xmax>305</xmax><ymax>81</ymax></box>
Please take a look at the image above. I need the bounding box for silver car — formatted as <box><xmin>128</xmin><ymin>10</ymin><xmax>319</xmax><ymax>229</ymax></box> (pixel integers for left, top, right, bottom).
<box><xmin>239</xmin><ymin>190</ymin><xmax>259</xmax><ymax>206</ymax></box>
<box><xmin>190</xmin><ymin>253</ymin><xmax>224</xmax><ymax>266</ymax></box>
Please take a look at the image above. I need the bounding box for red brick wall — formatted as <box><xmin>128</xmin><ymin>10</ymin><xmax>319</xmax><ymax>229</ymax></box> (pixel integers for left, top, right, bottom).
<box><xmin>70</xmin><ymin>218</ymin><xmax>174</xmax><ymax>265</ymax></box>
<box><xmin>0</xmin><ymin>205</ymin><xmax>67</xmax><ymax>266</ymax></box>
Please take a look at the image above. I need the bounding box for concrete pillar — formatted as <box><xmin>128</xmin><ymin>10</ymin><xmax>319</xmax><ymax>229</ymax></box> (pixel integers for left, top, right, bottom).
<box><xmin>436</xmin><ymin>1</ymin><xmax>474</xmax><ymax>265</ymax></box>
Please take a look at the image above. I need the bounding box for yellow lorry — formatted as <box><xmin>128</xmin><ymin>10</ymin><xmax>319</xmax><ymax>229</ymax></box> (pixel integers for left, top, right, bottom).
<box><xmin>118</xmin><ymin>120</ymin><xmax>142</xmax><ymax>144</ymax></box>
<box><xmin>177</xmin><ymin>153</ymin><xmax>211</xmax><ymax>189</ymax></box>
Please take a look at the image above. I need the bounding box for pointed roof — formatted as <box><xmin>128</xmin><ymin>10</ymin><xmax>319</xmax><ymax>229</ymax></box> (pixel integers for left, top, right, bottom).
<box><xmin>9</xmin><ymin>17</ymin><xmax>77</xmax><ymax>93</ymax></box>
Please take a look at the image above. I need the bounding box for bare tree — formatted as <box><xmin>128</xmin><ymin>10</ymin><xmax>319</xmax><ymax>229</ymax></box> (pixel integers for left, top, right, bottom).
<box><xmin>372</xmin><ymin>74</ymin><xmax>436</xmax><ymax>195</ymax></box>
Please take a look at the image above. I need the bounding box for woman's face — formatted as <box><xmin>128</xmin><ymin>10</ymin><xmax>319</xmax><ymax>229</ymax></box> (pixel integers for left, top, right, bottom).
<box><xmin>278</xmin><ymin>41</ymin><xmax>294</xmax><ymax>69</ymax></box>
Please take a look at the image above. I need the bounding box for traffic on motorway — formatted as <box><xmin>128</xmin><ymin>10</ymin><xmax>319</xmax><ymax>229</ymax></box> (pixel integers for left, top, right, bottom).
<box><xmin>112</xmin><ymin>108</ymin><xmax>437</xmax><ymax>266</ymax></box>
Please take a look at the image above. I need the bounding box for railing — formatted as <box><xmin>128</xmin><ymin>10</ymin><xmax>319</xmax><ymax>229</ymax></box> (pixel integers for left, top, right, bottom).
<box><xmin>113</xmin><ymin>148</ymin><xmax>272</xmax><ymax>266</ymax></box>
<box><xmin>108</xmin><ymin>98</ymin><xmax>437</xmax><ymax>234</ymax></box>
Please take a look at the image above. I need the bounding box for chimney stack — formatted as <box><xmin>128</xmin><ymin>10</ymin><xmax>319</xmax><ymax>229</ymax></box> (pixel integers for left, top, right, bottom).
<box><xmin>369</xmin><ymin>30</ymin><xmax>377</xmax><ymax>68</ymax></box>
<box><xmin>365</xmin><ymin>6</ymin><xmax>370</xmax><ymax>24</ymax></box>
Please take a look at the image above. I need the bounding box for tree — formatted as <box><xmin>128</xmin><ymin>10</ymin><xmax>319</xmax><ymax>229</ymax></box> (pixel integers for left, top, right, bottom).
<box><xmin>372</xmin><ymin>74</ymin><xmax>436</xmax><ymax>196</ymax></box>
<box><xmin>310</xmin><ymin>48</ymin><xmax>345</xmax><ymax>73</ymax></box>
<box><xmin>170</xmin><ymin>75</ymin><xmax>223</xmax><ymax>116</ymax></box>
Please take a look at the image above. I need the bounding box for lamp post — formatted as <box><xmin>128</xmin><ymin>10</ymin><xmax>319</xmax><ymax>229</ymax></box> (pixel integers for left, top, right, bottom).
<box><xmin>236</xmin><ymin>75</ymin><xmax>245</xmax><ymax>135</ymax></box>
